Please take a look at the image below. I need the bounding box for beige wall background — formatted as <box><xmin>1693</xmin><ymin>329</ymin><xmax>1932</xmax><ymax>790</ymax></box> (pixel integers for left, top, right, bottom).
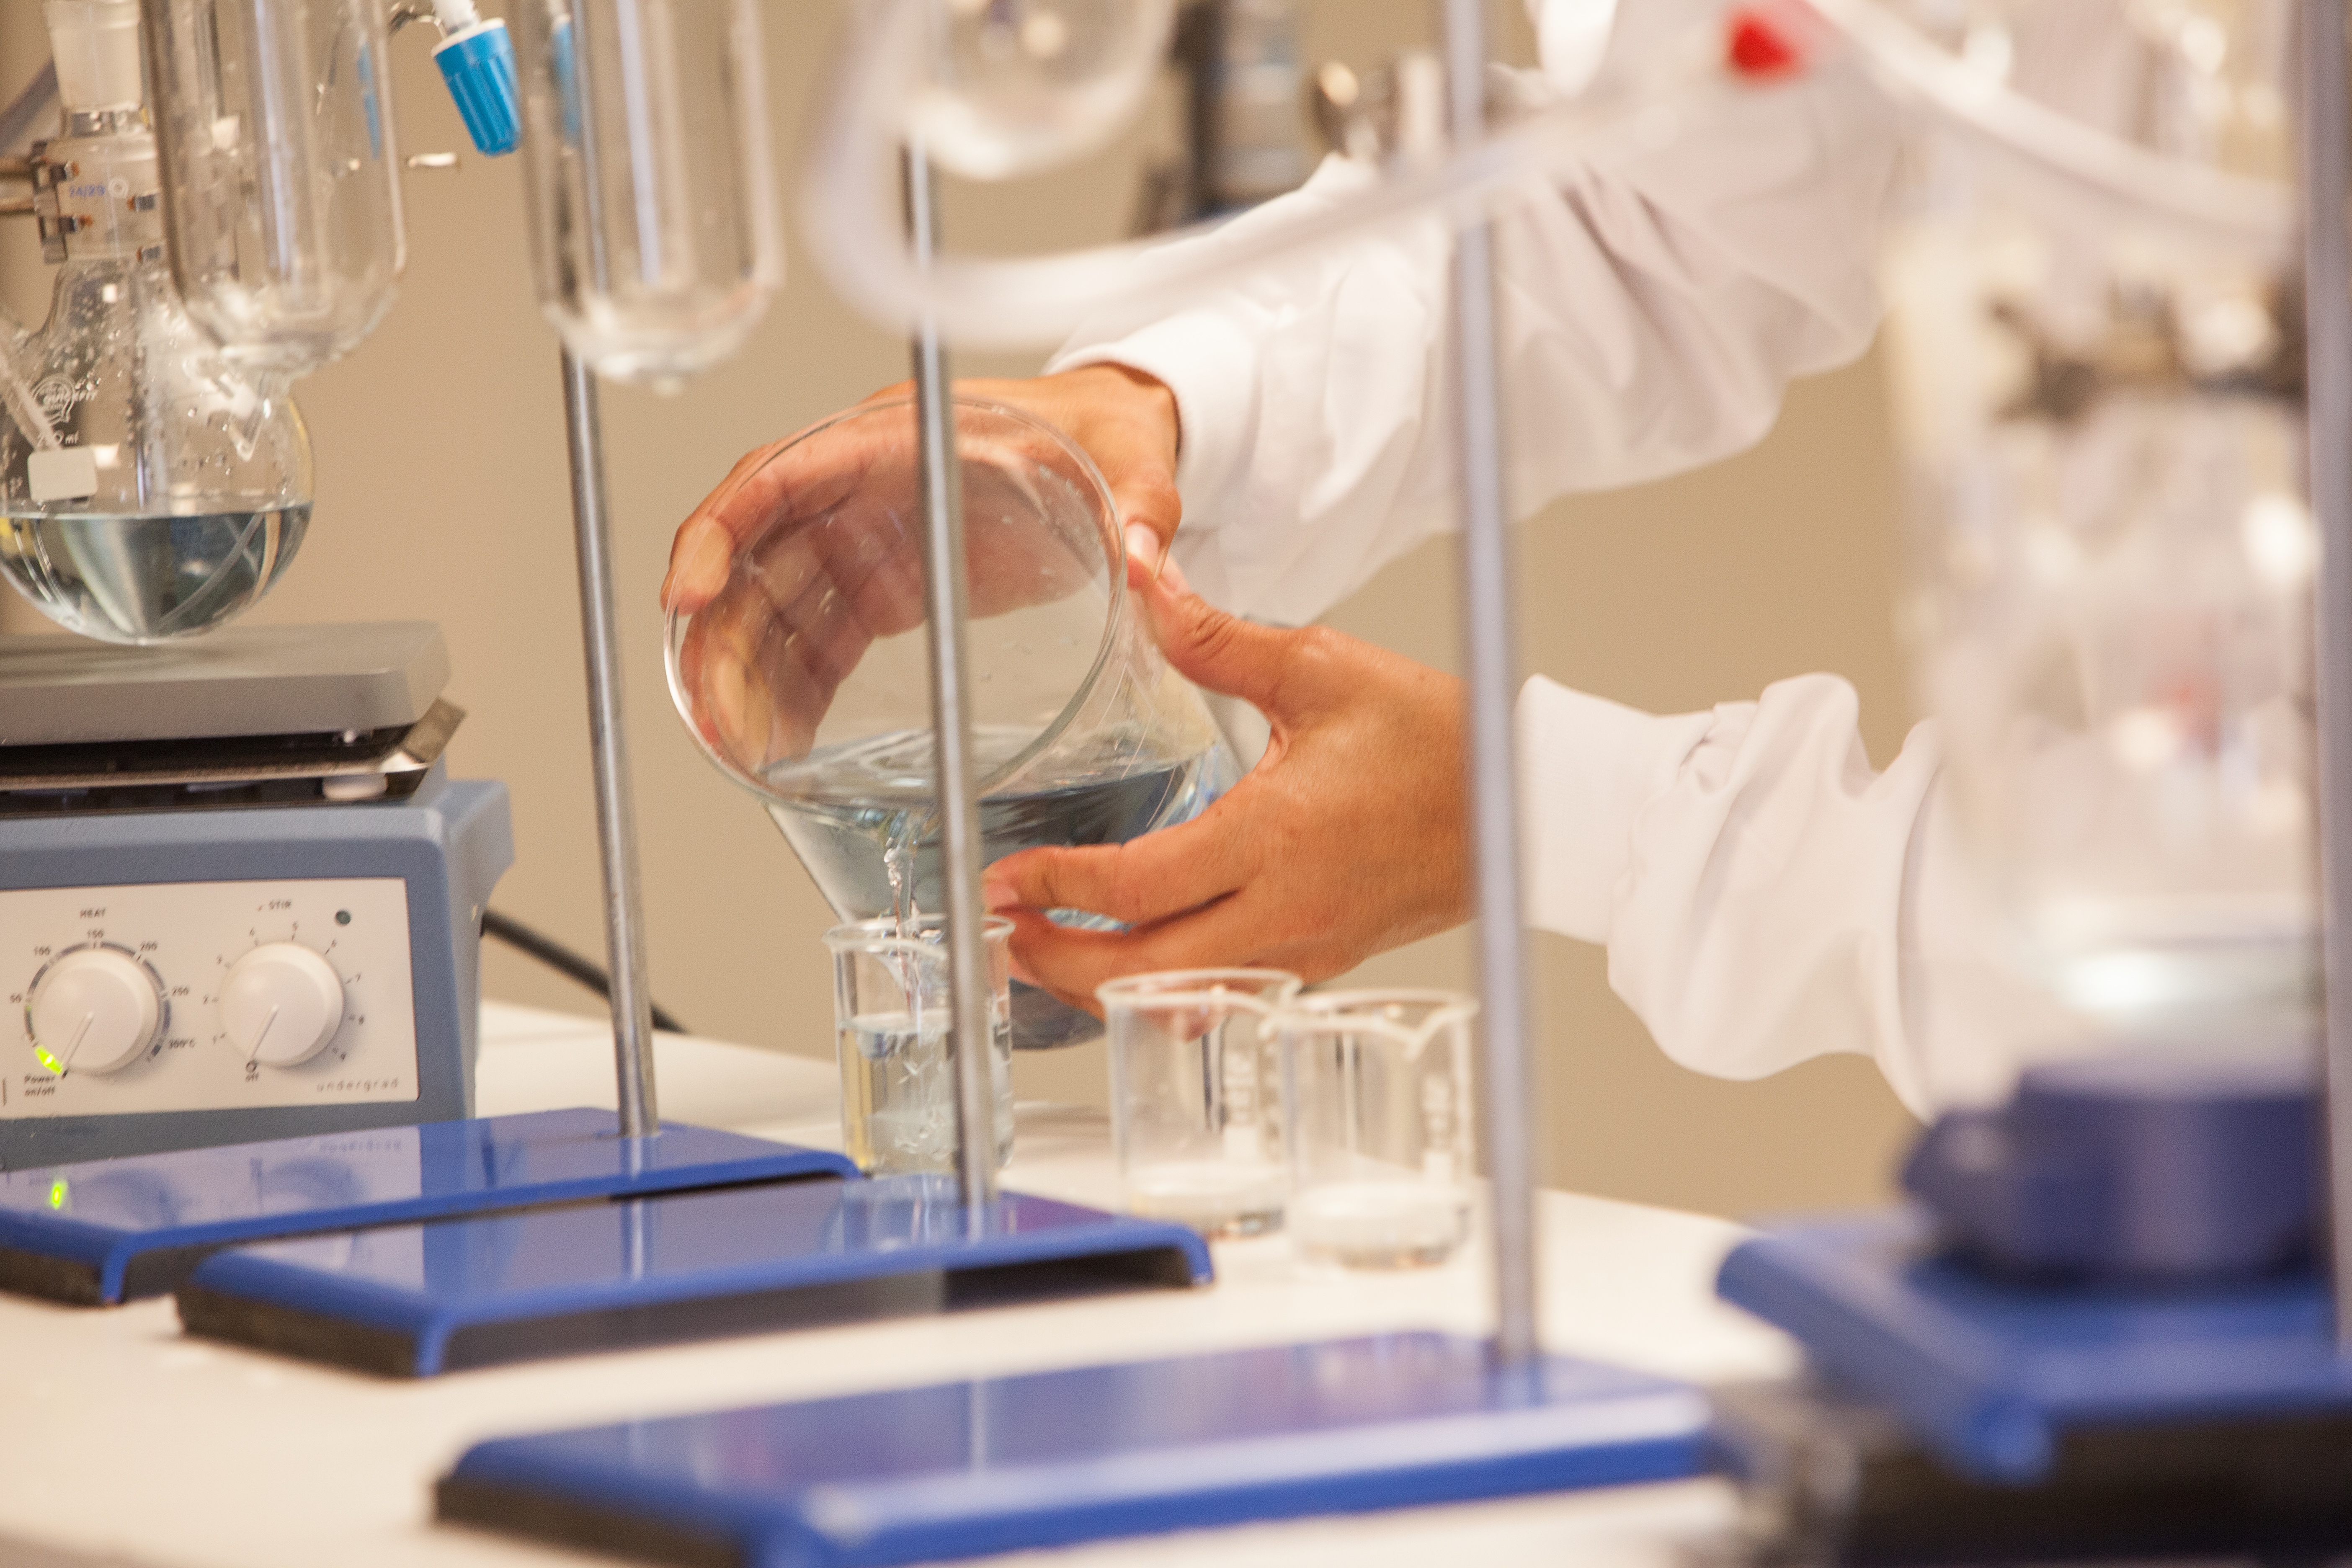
<box><xmin>0</xmin><ymin>1</ymin><xmax>1916</xmax><ymax>1220</ymax></box>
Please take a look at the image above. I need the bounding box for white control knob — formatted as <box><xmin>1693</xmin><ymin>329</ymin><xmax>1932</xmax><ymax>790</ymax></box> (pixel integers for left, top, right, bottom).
<box><xmin>27</xmin><ymin>947</ymin><xmax>165</xmax><ymax>1075</ymax></box>
<box><xmin>221</xmin><ymin>943</ymin><xmax>346</xmax><ymax>1068</ymax></box>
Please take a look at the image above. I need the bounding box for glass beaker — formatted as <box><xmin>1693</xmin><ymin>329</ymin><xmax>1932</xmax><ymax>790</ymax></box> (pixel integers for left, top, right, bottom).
<box><xmin>824</xmin><ymin>914</ymin><xmax>1016</xmax><ymax>1176</ymax></box>
<box><xmin>1098</xmin><ymin>968</ymin><xmax>1301</xmax><ymax>1236</ymax></box>
<box><xmin>1873</xmin><ymin>0</ymin><xmax>2309</xmax><ymax>1088</ymax></box>
<box><xmin>0</xmin><ymin>0</ymin><xmax>314</xmax><ymax>644</ymax></box>
<box><xmin>509</xmin><ymin>0</ymin><xmax>782</xmax><ymax>386</ymax></box>
<box><xmin>1274</xmin><ymin>989</ymin><xmax>1477</xmax><ymax>1270</ymax></box>
<box><xmin>143</xmin><ymin>0</ymin><xmax>406</xmax><ymax>374</ymax></box>
<box><xmin>667</xmin><ymin>396</ymin><xmax>1242</xmax><ymax>1050</ymax></box>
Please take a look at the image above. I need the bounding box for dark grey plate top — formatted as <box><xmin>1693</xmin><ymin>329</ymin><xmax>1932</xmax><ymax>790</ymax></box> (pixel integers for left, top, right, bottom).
<box><xmin>0</xmin><ymin>622</ymin><xmax>451</xmax><ymax>745</ymax></box>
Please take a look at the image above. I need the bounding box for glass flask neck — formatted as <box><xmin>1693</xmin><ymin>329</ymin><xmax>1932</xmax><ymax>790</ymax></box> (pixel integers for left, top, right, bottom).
<box><xmin>41</xmin><ymin>245</ymin><xmax>191</xmax><ymax>338</ymax></box>
<box><xmin>35</xmin><ymin>116</ymin><xmax>164</xmax><ymax>268</ymax></box>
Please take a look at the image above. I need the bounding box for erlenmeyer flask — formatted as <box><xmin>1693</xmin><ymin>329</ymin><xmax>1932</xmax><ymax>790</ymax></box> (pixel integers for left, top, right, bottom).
<box><xmin>1873</xmin><ymin>0</ymin><xmax>2308</xmax><ymax>1084</ymax></box>
<box><xmin>666</xmin><ymin>397</ymin><xmax>1241</xmax><ymax>1049</ymax></box>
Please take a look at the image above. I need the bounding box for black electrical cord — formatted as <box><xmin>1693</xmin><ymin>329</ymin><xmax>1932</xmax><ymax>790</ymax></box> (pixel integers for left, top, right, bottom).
<box><xmin>481</xmin><ymin>909</ymin><xmax>690</xmax><ymax>1035</ymax></box>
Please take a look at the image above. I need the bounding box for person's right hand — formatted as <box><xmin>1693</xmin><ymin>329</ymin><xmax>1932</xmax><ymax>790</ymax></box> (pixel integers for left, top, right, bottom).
<box><xmin>662</xmin><ymin>365</ymin><xmax>1181</xmax><ymax>780</ymax></box>
<box><xmin>982</xmin><ymin>555</ymin><xmax>1475</xmax><ymax>1010</ymax></box>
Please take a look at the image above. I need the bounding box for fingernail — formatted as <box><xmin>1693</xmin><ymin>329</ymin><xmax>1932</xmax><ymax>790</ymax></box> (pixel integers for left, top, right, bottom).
<box><xmin>983</xmin><ymin>875</ymin><xmax>1019</xmax><ymax>912</ymax></box>
<box><xmin>1124</xmin><ymin>523</ymin><xmax>1161</xmax><ymax>579</ymax></box>
<box><xmin>679</xmin><ymin>524</ymin><xmax>732</xmax><ymax>601</ymax></box>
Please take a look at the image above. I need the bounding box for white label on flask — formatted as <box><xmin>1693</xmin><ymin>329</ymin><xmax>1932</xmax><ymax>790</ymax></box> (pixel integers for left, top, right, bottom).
<box><xmin>27</xmin><ymin>446</ymin><xmax>98</xmax><ymax>503</ymax></box>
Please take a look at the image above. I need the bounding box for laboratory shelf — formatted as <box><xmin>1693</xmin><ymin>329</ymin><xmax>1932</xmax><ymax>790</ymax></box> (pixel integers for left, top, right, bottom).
<box><xmin>437</xmin><ymin>1331</ymin><xmax>1712</xmax><ymax>1568</ymax></box>
<box><xmin>0</xmin><ymin>1107</ymin><xmax>854</xmax><ymax>1305</ymax></box>
<box><xmin>1716</xmin><ymin>1208</ymin><xmax>2352</xmax><ymax>1483</ymax></box>
<box><xmin>177</xmin><ymin>1176</ymin><xmax>1214</xmax><ymax>1376</ymax></box>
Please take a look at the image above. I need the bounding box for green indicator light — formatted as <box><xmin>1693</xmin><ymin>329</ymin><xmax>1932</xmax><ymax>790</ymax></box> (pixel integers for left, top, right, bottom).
<box><xmin>46</xmin><ymin>1179</ymin><xmax>66</xmax><ymax>1211</ymax></box>
<box><xmin>32</xmin><ymin>1046</ymin><xmax>61</xmax><ymax>1076</ymax></box>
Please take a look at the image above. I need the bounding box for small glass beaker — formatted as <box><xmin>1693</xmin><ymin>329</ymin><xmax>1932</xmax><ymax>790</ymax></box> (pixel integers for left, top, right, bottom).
<box><xmin>1098</xmin><ymin>968</ymin><xmax>1300</xmax><ymax>1237</ymax></box>
<box><xmin>1274</xmin><ymin>989</ymin><xmax>1477</xmax><ymax>1270</ymax></box>
<box><xmin>823</xmin><ymin>915</ymin><xmax>1015</xmax><ymax>1176</ymax></box>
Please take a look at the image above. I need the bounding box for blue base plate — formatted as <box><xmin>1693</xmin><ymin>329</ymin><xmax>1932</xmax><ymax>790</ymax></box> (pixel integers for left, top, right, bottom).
<box><xmin>0</xmin><ymin>1108</ymin><xmax>856</xmax><ymax>1305</ymax></box>
<box><xmin>177</xmin><ymin>1177</ymin><xmax>1215</xmax><ymax>1376</ymax></box>
<box><xmin>437</xmin><ymin>1332</ymin><xmax>1710</xmax><ymax>1567</ymax></box>
<box><xmin>1716</xmin><ymin>1208</ymin><xmax>2352</xmax><ymax>1483</ymax></box>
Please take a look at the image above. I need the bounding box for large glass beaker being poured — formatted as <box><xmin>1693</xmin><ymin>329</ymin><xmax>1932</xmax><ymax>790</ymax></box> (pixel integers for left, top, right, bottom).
<box><xmin>666</xmin><ymin>397</ymin><xmax>1241</xmax><ymax>1050</ymax></box>
<box><xmin>1867</xmin><ymin>0</ymin><xmax>2310</xmax><ymax>1091</ymax></box>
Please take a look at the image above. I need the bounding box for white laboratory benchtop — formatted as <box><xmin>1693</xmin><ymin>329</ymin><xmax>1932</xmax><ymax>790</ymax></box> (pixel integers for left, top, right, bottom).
<box><xmin>0</xmin><ymin>1002</ymin><xmax>1798</xmax><ymax>1568</ymax></box>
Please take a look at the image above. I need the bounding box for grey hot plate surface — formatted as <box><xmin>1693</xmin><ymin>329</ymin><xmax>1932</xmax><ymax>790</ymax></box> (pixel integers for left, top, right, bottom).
<box><xmin>0</xmin><ymin>623</ymin><xmax>450</xmax><ymax>745</ymax></box>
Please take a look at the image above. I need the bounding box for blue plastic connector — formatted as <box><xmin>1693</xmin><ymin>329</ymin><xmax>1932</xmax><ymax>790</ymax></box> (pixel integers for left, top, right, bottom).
<box><xmin>434</xmin><ymin>19</ymin><xmax>520</xmax><ymax>157</ymax></box>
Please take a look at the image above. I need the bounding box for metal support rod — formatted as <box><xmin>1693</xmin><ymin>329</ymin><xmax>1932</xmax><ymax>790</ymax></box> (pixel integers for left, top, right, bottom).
<box><xmin>561</xmin><ymin>349</ymin><xmax>660</xmax><ymax>1139</ymax></box>
<box><xmin>1440</xmin><ymin>0</ymin><xmax>1539</xmax><ymax>1366</ymax></box>
<box><xmin>905</xmin><ymin>144</ymin><xmax>999</xmax><ymax>1212</ymax></box>
<box><xmin>2300</xmin><ymin>0</ymin><xmax>2352</xmax><ymax>1346</ymax></box>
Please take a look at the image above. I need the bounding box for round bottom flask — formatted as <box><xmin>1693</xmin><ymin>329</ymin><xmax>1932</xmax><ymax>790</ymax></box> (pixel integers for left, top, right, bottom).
<box><xmin>0</xmin><ymin>3</ymin><xmax>314</xmax><ymax>644</ymax></box>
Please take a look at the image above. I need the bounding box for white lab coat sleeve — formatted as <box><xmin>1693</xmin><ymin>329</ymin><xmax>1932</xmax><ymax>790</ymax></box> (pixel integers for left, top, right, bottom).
<box><xmin>1516</xmin><ymin>672</ymin><xmax>1947</xmax><ymax>1116</ymax></box>
<box><xmin>1047</xmin><ymin>26</ymin><xmax>1896</xmax><ymax>627</ymax></box>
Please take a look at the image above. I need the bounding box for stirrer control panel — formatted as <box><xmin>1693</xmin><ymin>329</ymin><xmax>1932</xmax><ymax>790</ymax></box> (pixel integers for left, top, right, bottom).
<box><xmin>4</xmin><ymin>878</ymin><xmax>420</xmax><ymax>1120</ymax></box>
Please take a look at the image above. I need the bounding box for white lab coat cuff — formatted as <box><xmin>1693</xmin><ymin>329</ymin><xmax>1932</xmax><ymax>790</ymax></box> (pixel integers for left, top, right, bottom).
<box><xmin>1048</xmin><ymin>313</ymin><xmax>1263</xmax><ymax>525</ymax></box>
<box><xmin>1516</xmin><ymin>676</ymin><xmax>1717</xmax><ymax>944</ymax></box>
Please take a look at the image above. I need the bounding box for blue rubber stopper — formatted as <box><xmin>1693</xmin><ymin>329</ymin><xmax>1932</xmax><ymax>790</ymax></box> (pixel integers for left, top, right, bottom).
<box><xmin>435</xmin><ymin>20</ymin><xmax>521</xmax><ymax>157</ymax></box>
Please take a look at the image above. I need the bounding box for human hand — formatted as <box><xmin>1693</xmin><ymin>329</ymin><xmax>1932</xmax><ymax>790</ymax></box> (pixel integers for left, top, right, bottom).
<box><xmin>661</xmin><ymin>365</ymin><xmax>1181</xmax><ymax>778</ymax></box>
<box><xmin>661</xmin><ymin>364</ymin><xmax>1180</xmax><ymax>615</ymax></box>
<box><xmin>981</xmin><ymin>554</ymin><xmax>1473</xmax><ymax>1012</ymax></box>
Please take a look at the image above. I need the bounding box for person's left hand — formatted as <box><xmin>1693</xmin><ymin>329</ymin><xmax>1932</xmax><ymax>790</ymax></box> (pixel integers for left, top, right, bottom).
<box><xmin>982</xmin><ymin>548</ymin><xmax>1474</xmax><ymax>1012</ymax></box>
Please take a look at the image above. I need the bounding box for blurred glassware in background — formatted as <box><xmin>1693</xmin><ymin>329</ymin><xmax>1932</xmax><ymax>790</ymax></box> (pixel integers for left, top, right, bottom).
<box><xmin>914</xmin><ymin>0</ymin><xmax>1179</xmax><ymax>180</ymax></box>
<box><xmin>1100</xmin><ymin>969</ymin><xmax>1302</xmax><ymax>1236</ymax></box>
<box><xmin>510</xmin><ymin>0</ymin><xmax>782</xmax><ymax>387</ymax></box>
<box><xmin>0</xmin><ymin>0</ymin><xmax>313</xmax><ymax>644</ymax></box>
<box><xmin>1868</xmin><ymin>0</ymin><xmax>2311</xmax><ymax>1087</ymax></box>
<box><xmin>794</xmin><ymin>0</ymin><xmax>1741</xmax><ymax>347</ymax></box>
<box><xmin>143</xmin><ymin>0</ymin><xmax>406</xmax><ymax>375</ymax></box>
<box><xmin>666</xmin><ymin>397</ymin><xmax>1241</xmax><ymax>1050</ymax></box>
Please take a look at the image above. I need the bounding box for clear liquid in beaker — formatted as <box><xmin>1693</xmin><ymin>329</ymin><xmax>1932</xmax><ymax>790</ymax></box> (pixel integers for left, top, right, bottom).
<box><xmin>838</xmin><ymin>1008</ymin><xmax>1014</xmax><ymax>1175</ymax></box>
<box><xmin>0</xmin><ymin>507</ymin><xmax>310</xmax><ymax>643</ymax></box>
<box><xmin>771</xmin><ymin>724</ymin><xmax>1229</xmax><ymax>1047</ymax></box>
